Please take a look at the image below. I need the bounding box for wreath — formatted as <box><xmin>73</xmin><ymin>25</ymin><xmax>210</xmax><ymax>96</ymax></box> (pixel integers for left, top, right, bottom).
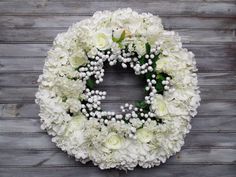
<box><xmin>36</xmin><ymin>8</ymin><xmax>201</xmax><ymax>170</ymax></box>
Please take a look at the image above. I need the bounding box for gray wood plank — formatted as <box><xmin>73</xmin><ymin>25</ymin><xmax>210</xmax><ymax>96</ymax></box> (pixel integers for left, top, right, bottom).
<box><xmin>0</xmin><ymin>149</ymin><xmax>235</xmax><ymax>166</ymax></box>
<box><xmin>0</xmin><ymin>29</ymin><xmax>235</xmax><ymax>43</ymax></box>
<box><xmin>1</xmin><ymin>101</ymin><xmax>236</xmax><ymax>118</ymax></box>
<box><xmin>1</xmin><ymin>57</ymin><xmax>235</xmax><ymax>73</ymax></box>
<box><xmin>0</xmin><ymin>0</ymin><xmax>235</xmax><ymax>17</ymax></box>
<box><xmin>1</xmin><ymin>44</ymin><xmax>235</xmax><ymax>57</ymax></box>
<box><xmin>1</xmin><ymin>116</ymin><xmax>235</xmax><ymax>133</ymax></box>
<box><xmin>0</xmin><ymin>132</ymin><xmax>235</xmax><ymax>150</ymax></box>
<box><xmin>0</xmin><ymin>167</ymin><xmax>119</xmax><ymax>177</ymax></box>
<box><xmin>0</xmin><ymin>165</ymin><xmax>235</xmax><ymax>177</ymax></box>
<box><xmin>0</xmin><ymin>72</ymin><xmax>236</xmax><ymax>87</ymax></box>
<box><xmin>0</xmin><ymin>85</ymin><xmax>235</xmax><ymax>102</ymax></box>
<box><xmin>1</xmin><ymin>15</ymin><xmax>236</xmax><ymax>30</ymax></box>
<box><xmin>0</xmin><ymin>0</ymin><xmax>235</xmax><ymax>176</ymax></box>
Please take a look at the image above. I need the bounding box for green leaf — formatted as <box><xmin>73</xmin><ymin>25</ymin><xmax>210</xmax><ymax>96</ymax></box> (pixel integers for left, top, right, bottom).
<box><xmin>86</xmin><ymin>78</ymin><xmax>95</xmax><ymax>89</ymax></box>
<box><xmin>156</xmin><ymin>73</ymin><xmax>165</xmax><ymax>81</ymax></box>
<box><xmin>155</xmin><ymin>82</ymin><xmax>164</xmax><ymax>93</ymax></box>
<box><xmin>155</xmin><ymin>72</ymin><xmax>171</xmax><ymax>94</ymax></box>
<box><xmin>145</xmin><ymin>43</ymin><xmax>151</xmax><ymax>54</ymax></box>
<box><xmin>112</xmin><ymin>36</ymin><xmax>119</xmax><ymax>43</ymax></box>
<box><xmin>135</xmin><ymin>100</ymin><xmax>149</xmax><ymax>109</ymax></box>
<box><xmin>139</xmin><ymin>55</ymin><xmax>146</xmax><ymax>65</ymax></box>
<box><xmin>145</xmin><ymin>72</ymin><xmax>153</xmax><ymax>80</ymax></box>
<box><xmin>112</xmin><ymin>30</ymin><xmax>126</xmax><ymax>43</ymax></box>
<box><xmin>152</xmin><ymin>54</ymin><xmax>160</xmax><ymax>70</ymax></box>
<box><xmin>117</xmin><ymin>30</ymin><xmax>126</xmax><ymax>43</ymax></box>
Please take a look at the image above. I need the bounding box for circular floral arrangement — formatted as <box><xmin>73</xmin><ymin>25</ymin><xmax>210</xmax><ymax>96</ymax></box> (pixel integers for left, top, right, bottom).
<box><xmin>36</xmin><ymin>8</ymin><xmax>201</xmax><ymax>170</ymax></box>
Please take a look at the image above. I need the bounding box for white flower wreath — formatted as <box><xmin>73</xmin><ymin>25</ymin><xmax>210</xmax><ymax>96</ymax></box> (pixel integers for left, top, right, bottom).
<box><xmin>36</xmin><ymin>8</ymin><xmax>201</xmax><ymax>170</ymax></box>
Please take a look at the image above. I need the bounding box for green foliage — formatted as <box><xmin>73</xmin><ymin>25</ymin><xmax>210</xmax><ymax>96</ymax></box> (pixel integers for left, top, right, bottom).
<box><xmin>145</xmin><ymin>43</ymin><xmax>151</xmax><ymax>54</ymax></box>
<box><xmin>86</xmin><ymin>78</ymin><xmax>95</xmax><ymax>89</ymax></box>
<box><xmin>139</xmin><ymin>55</ymin><xmax>146</xmax><ymax>65</ymax></box>
<box><xmin>135</xmin><ymin>100</ymin><xmax>149</xmax><ymax>110</ymax></box>
<box><xmin>155</xmin><ymin>73</ymin><xmax>170</xmax><ymax>94</ymax></box>
<box><xmin>155</xmin><ymin>81</ymin><xmax>164</xmax><ymax>94</ymax></box>
<box><xmin>112</xmin><ymin>30</ymin><xmax>126</xmax><ymax>43</ymax></box>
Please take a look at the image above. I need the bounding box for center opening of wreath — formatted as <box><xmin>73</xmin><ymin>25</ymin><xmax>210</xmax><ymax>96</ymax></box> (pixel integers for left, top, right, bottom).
<box><xmin>94</xmin><ymin>63</ymin><xmax>146</xmax><ymax>114</ymax></box>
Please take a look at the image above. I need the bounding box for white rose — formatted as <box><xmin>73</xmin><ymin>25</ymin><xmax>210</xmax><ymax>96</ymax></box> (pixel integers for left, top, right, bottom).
<box><xmin>136</xmin><ymin>128</ymin><xmax>154</xmax><ymax>143</ymax></box>
<box><xmin>64</xmin><ymin>113</ymin><xmax>87</xmax><ymax>136</ymax></box>
<box><xmin>68</xmin><ymin>49</ymin><xmax>88</xmax><ymax>68</ymax></box>
<box><xmin>93</xmin><ymin>29</ymin><xmax>112</xmax><ymax>50</ymax></box>
<box><xmin>104</xmin><ymin>133</ymin><xmax>124</xmax><ymax>150</ymax></box>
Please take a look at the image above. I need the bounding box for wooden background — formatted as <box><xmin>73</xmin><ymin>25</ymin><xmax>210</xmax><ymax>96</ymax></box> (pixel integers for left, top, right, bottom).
<box><xmin>0</xmin><ymin>0</ymin><xmax>236</xmax><ymax>176</ymax></box>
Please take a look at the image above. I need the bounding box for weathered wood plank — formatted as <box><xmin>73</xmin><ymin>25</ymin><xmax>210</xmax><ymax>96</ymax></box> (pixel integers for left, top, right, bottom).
<box><xmin>1</xmin><ymin>57</ymin><xmax>235</xmax><ymax>73</ymax></box>
<box><xmin>1</xmin><ymin>44</ymin><xmax>235</xmax><ymax>57</ymax></box>
<box><xmin>1</xmin><ymin>101</ymin><xmax>236</xmax><ymax>118</ymax></box>
<box><xmin>0</xmin><ymin>72</ymin><xmax>236</xmax><ymax>87</ymax></box>
<box><xmin>0</xmin><ymin>132</ymin><xmax>235</xmax><ymax>150</ymax></box>
<box><xmin>0</xmin><ymin>29</ymin><xmax>235</xmax><ymax>43</ymax></box>
<box><xmin>0</xmin><ymin>165</ymin><xmax>235</xmax><ymax>177</ymax></box>
<box><xmin>1</xmin><ymin>116</ymin><xmax>235</xmax><ymax>133</ymax></box>
<box><xmin>0</xmin><ymin>167</ymin><xmax>119</xmax><ymax>177</ymax></box>
<box><xmin>0</xmin><ymin>0</ymin><xmax>235</xmax><ymax>17</ymax></box>
<box><xmin>0</xmin><ymin>149</ymin><xmax>235</xmax><ymax>166</ymax></box>
<box><xmin>0</xmin><ymin>0</ymin><xmax>235</xmax><ymax>176</ymax></box>
<box><xmin>119</xmin><ymin>165</ymin><xmax>236</xmax><ymax>177</ymax></box>
<box><xmin>1</xmin><ymin>15</ymin><xmax>236</xmax><ymax>30</ymax></box>
<box><xmin>0</xmin><ymin>85</ymin><xmax>235</xmax><ymax>102</ymax></box>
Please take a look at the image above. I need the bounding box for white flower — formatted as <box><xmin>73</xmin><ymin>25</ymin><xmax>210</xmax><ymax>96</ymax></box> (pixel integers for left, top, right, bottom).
<box><xmin>152</xmin><ymin>94</ymin><xmax>189</xmax><ymax>118</ymax></box>
<box><xmin>64</xmin><ymin>113</ymin><xmax>86</xmax><ymax>136</ymax></box>
<box><xmin>68</xmin><ymin>49</ymin><xmax>88</xmax><ymax>68</ymax></box>
<box><xmin>136</xmin><ymin>128</ymin><xmax>154</xmax><ymax>143</ymax></box>
<box><xmin>65</xmin><ymin>98</ymin><xmax>82</xmax><ymax>113</ymax></box>
<box><xmin>111</xmin><ymin>8</ymin><xmax>141</xmax><ymax>34</ymax></box>
<box><xmin>93</xmin><ymin>29</ymin><xmax>112</xmax><ymax>50</ymax></box>
<box><xmin>104</xmin><ymin>133</ymin><xmax>124</xmax><ymax>150</ymax></box>
<box><xmin>155</xmin><ymin>56</ymin><xmax>187</xmax><ymax>75</ymax></box>
<box><xmin>152</xmin><ymin>95</ymin><xmax>168</xmax><ymax>116</ymax></box>
<box><xmin>87</xmin><ymin>47</ymin><xmax>98</xmax><ymax>58</ymax></box>
<box><xmin>134</xmin><ymin>39</ymin><xmax>147</xmax><ymax>56</ymax></box>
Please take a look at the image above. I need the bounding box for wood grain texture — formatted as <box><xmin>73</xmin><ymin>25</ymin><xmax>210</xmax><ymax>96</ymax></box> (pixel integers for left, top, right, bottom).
<box><xmin>0</xmin><ymin>29</ymin><xmax>235</xmax><ymax>43</ymax></box>
<box><xmin>0</xmin><ymin>0</ymin><xmax>236</xmax><ymax>176</ymax></box>
<box><xmin>1</xmin><ymin>16</ymin><xmax>236</xmax><ymax>30</ymax></box>
<box><xmin>0</xmin><ymin>0</ymin><xmax>235</xmax><ymax>17</ymax></box>
<box><xmin>0</xmin><ymin>165</ymin><xmax>235</xmax><ymax>177</ymax></box>
<box><xmin>0</xmin><ymin>149</ymin><xmax>235</xmax><ymax>167</ymax></box>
